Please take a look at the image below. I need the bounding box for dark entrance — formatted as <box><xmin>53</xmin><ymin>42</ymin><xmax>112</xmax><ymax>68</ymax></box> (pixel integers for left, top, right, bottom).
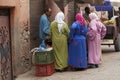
<box><xmin>0</xmin><ymin>8</ymin><xmax>13</xmax><ymax>80</ymax></box>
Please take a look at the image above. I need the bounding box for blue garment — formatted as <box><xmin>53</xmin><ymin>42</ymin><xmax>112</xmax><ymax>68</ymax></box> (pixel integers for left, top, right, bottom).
<box><xmin>38</xmin><ymin>40</ymin><xmax>46</xmax><ymax>51</ymax></box>
<box><xmin>95</xmin><ymin>0</ymin><xmax>113</xmax><ymax>11</ymax></box>
<box><xmin>39</xmin><ymin>14</ymin><xmax>50</xmax><ymax>48</ymax></box>
<box><xmin>68</xmin><ymin>21</ymin><xmax>88</xmax><ymax>68</ymax></box>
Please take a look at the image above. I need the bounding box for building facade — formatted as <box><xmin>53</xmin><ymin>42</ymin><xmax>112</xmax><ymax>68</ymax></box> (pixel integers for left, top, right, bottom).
<box><xmin>0</xmin><ymin>0</ymin><xmax>30</xmax><ymax>80</ymax></box>
<box><xmin>0</xmin><ymin>0</ymin><xmax>103</xmax><ymax>80</ymax></box>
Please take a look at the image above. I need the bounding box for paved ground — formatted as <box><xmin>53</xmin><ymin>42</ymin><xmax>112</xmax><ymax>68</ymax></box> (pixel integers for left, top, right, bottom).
<box><xmin>16</xmin><ymin>45</ymin><xmax>120</xmax><ymax>80</ymax></box>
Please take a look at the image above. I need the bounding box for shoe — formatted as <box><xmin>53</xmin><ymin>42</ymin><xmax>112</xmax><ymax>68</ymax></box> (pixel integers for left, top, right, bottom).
<box><xmin>79</xmin><ymin>68</ymin><xmax>87</xmax><ymax>71</ymax></box>
<box><xmin>72</xmin><ymin>68</ymin><xmax>86</xmax><ymax>71</ymax></box>
<box><xmin>73</xmin><ymin>68</ymin><xmax>80</xmax><ymax>71</ymax></box>
<box><xmin>67</xmin><ymin>66</ymin><xmax>76</xmax><ymax>71</ymax></box>
<box><xmin>88</xmin><ymin>64</ymin><xmax>96</xmax><ymax>68</ymax></box>
<box><xmin>55</xmin><ymin>69</ymin><xmax>64</xmax><ymax>72</ymax></box>
<box><xmin>95</xmin><ymin>64</ymin><xmax>99</xmax><ymax>68</ymax></box>
<box><xmin>63</xmin><ymin>67</ymin><xmax>69</xmax><ymax>71</ymax></box>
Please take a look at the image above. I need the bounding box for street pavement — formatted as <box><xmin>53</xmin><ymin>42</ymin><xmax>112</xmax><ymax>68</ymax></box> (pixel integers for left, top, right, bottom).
<box><xmin>16</xmin><ymin>45</ymin><xmax>120</xmax><ymax>80</ymax></box>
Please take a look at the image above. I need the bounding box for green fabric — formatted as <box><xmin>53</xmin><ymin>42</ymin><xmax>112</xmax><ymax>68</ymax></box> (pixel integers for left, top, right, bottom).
<box><xmin>35</xmin><ymin>50</ymin><xmax>54</xmax><ymax>64</ymax></box>
<box><xmin>50</xmin><ymin>21</ymin><xmax>70</xmax><ymax>70</ymax></box>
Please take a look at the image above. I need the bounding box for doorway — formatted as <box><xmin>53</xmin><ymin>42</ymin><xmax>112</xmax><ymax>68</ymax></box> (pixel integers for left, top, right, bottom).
<box><xmin>0</xmin><ymin>8</ymin><xmax>13</xmax><ymax>80</ymax></box>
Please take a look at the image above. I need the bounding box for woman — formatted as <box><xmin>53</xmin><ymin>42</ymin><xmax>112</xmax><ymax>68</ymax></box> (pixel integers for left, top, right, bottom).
<box><xmin>68</xmin><ymin>13</ymin><xmax>88</xmax><ymax>70</ymax></box>
<box><xmin>87</xmin><ymin>13</ymin><xmax>106</xmax><ymax>68</ymax></box>
<box><xmin>50</xmin><ymin>12</ymin><xmax>70</xmax><ymax>72</ymax></box>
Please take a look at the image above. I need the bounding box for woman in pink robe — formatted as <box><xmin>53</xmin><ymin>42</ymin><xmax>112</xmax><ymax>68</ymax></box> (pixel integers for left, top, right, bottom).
<box><xmin>87</xmin><ymin>13</ymin><xmax>106</xmax><ymax>68</ymax></box>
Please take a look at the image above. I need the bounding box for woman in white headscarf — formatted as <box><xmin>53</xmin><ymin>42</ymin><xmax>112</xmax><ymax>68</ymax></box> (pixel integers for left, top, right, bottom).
<box><xmin>50</xmin><ymin>12</ymin><xmax>70</xmax><ymax>72</ymax></box>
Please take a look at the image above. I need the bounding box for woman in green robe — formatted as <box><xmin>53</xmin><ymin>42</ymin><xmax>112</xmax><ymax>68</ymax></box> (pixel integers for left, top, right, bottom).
<box><xmin>50</xmin><ymin>12</ymin><xmax>70</xmax><ymax>72</ymax></box>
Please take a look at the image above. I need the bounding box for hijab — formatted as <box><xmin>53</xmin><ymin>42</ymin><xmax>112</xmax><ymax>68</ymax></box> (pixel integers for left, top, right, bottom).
<box><xmin>89</xmin><ymin>12</ymin><xmax>99</xmax><ymax>21</ymax></box>
<box><xmin>55</xmin><ymin>12</ymin><xmax>65</xmax><ymax>34</ymax></box>
<box><xmin>75</xmin><ymin>13</ymin><xmax>86</xmax><ymax>26</ymax></box>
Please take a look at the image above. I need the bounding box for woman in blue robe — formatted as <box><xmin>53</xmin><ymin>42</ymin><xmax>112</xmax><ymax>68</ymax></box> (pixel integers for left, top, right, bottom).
<box><xmin>68</xmin><ymin>13</ymin><xmax>88</xmax><ymax>70</ymax></box>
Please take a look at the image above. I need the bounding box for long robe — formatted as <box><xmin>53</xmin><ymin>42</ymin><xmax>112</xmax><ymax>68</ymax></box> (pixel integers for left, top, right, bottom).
<box><xmin>68</xmin><ymin>21</ymin><xmax>88</xmax><ymax>68</ymax></box>
<box><xmin>50</xmin><ymin>21</ymin><xmax>69</xmax><ymax>70</ymax></box>
<box><xmin>87</xmin><ymin>20</ymin><xmax>106</xmax><ymax>64</ymax></box>
<box><xmin>39</xmin><ymin>14</ymin><xmax>50</xmax><ymax>48</ymax></box>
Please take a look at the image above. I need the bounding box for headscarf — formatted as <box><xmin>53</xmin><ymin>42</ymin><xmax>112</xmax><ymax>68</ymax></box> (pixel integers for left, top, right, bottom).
<box><xmin>75</xmin><ymin>13</ymin><xmax>86</xmax><ymax>26</ymax></box>
<box><xmin>55</xmin><ymin>12</ymin><xmax>65</xmax><ymax>34</ymax></box>
<box><xmin>89</xmin><ymin>12</ymin><xmax>99</xmax><ymax>20</ymax></box>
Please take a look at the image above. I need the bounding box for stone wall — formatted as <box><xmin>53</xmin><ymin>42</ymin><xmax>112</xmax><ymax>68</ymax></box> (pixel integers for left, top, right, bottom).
<box><xmin>0</xmin><ymin>0</ymin><xmax>31</xmax><ymax>77</ymax></box>
<box><xmin>48</xmin><ymin>0</ymin><xmax>75</xmax><ymax>27</ymax></box>
<box><xmin>68</xmin><ymin>1</ymin><xmax>75</xmax><ymax>27</ymax></box>
<box><xmin>29</xmin><ymin>0</ymin><xmax>76</xmax><ymax>51</ymax></box>
<box><xmin>30</xmin><ymin>0</ymin><xmax>45</xmax><ymax>49</ymax></box>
